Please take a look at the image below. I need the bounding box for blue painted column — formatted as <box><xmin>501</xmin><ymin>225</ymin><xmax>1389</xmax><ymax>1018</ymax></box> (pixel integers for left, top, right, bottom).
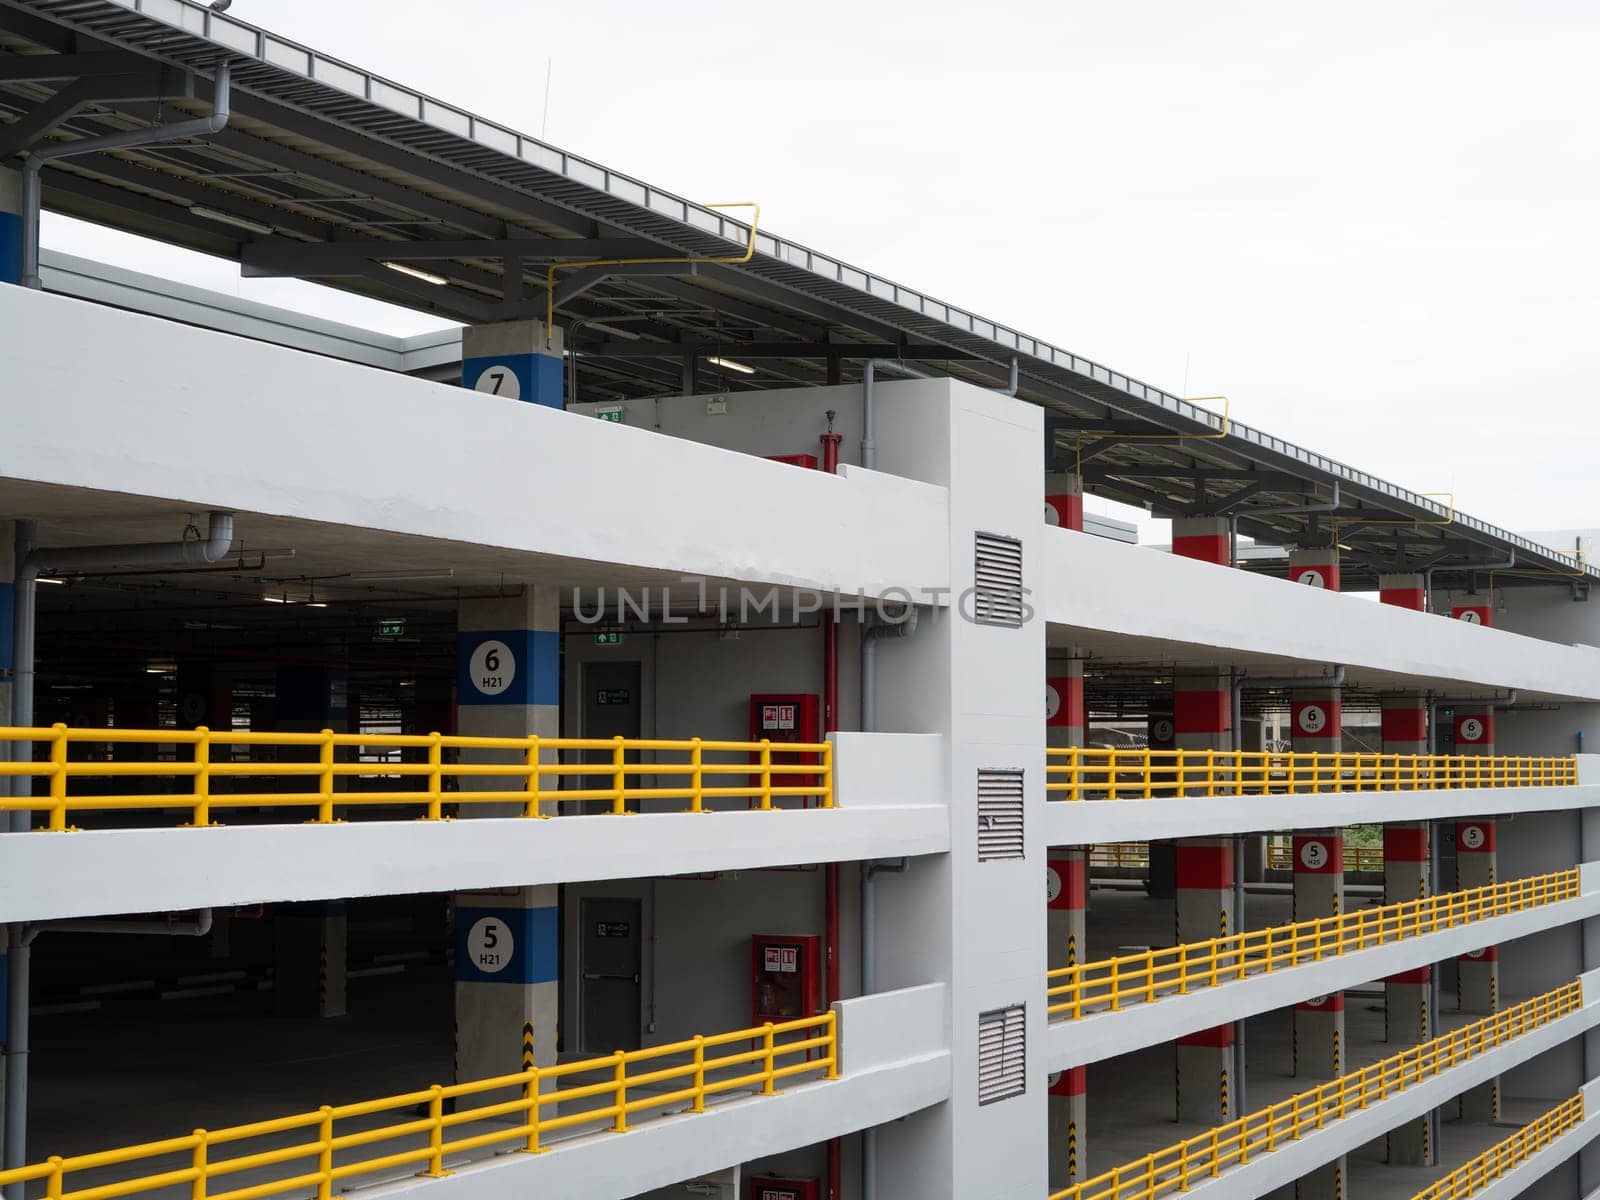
<box><xmin>460</xmin><ymin>320</ymin><xmax>564</xmax><ymax>408</ymax></box>
<box><xmin>0</xmin><ymin>168</ymin><xmax>21</xmax><ymax>286</ymax></box>
<box><xmin>454</xmin><ymin>589</ymin><xmax>561</xmax><ymax>1082</ymax></box>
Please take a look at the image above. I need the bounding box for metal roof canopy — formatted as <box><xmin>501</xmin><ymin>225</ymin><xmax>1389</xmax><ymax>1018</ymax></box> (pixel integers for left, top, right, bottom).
<box><xmin>0</xmin><ymin>0</ymin><xmax>1591</xmax><ymax>592</ymax></box>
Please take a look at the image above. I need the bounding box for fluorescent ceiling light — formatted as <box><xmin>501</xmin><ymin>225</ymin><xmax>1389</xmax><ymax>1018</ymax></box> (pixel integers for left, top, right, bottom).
<box><xmin>36</xmin><ymin>576</ymin><xmax>65</xmax><ymax>585</ymax></box>
<box><xmin>706</xmin><ymin>356</ymin><xmax>755</xmax><ymax>375</ymax></box>
<box><xmin>261</xmin><ymin>594</ymin><xmax>287</xmax><ymax>604</ymax></box>
<box><xmin>188</xmin><ymin>205</ymin><xmax>275</xmax><ymax>236</ymax></box>
<box><xmin>347</xmin><ymin>569</ymin><xmax>456</xmax><ymax>582</ymax></box>
<box><xmin>384</xmin><ymin>261</ymin><xmax>448</xmax><ymax>286</ymax></box>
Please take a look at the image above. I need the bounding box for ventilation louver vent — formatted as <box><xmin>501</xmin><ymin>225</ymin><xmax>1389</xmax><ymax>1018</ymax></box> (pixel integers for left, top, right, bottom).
<box><xmin>977</xmin><ymin>1004</ymin><xmax>1026</xmax><ymax>1105</ymax></box>
<box><xmin>974</xmin><ymin>532</ymin><xmax>1024</xmax><ymax>627</ymax></box>
<box><xmin>977</xmin><ymin>769</ymin><xmax>1025</xmax><ymax>861</ymax></box>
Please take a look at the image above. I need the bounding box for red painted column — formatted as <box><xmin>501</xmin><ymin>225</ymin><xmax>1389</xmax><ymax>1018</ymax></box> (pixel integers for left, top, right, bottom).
<box><xmin>1048</xmin><ymin>852</ymin><xmax>1088</xmax><ymax>1187</ymax></box>
<box><xmin>1171</xmin><ymin>517</ymin><xmax>1231</xmax><ymax>566</ymax></box>
<box><xmin>1288</xmin><ymin>548</ymin><xmax>1341</xmax><ymax>591</ymax></box>
<box><xmin>1448</xmin><ymin>591</ymin><xmax>1497</xmax><ymax>627</ymax></box>
<box><xmin>1046</xmin><ymin>660</ymin><xmax>1086</xmax><ymax>750</ymax></box>
<box><xmin>1045</xmin><ymin>472</ymin><xmax>1084</xmax><ymax>532</ymax></box>
<box><xmin>1454</xmin><ymin>709</ymin><xmax>1496</xmax><ymax>756</ymax></box>
<box><xmin>1378</xmin><ymin>572</ymin><xmax>1426</xmax><ymax>611</ymax></box>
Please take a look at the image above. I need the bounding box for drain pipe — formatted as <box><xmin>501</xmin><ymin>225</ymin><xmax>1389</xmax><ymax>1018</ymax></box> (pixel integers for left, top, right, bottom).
<box><xmin>994</xmin><ymin>358</ymin><xmax>1019</xmax><ymax>397</ymax></box>
<box><xmin>861</xmin><ymin>359</ymin><xmax>933</xmax><ymax>470</ymax></box>
<box><xmin>1426</xmin><ymin>551</ymin><xmax>1514</xmax><ymax>614</ymax></box>
<box><xmin>859</xmin><ymin>603</ymin><xmax>918</xmax><ymax>1200</ymax></box>
<box><xmin>862</xmin><ymin>854</ymin><xmax>908</xmax><ymax>1200</ymax></box>
<box><xmin>5</xmin><ymin>513</ymin><xmax>235</xmax><ymax>1191</ymax></box>
<box><xmin>21</xmin><ymin>62</ymin><xmax>233</xmax><ymax>290</ymax></box>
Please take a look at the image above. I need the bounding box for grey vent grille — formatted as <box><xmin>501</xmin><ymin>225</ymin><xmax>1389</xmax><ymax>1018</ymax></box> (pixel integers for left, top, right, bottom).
<box><xmin>977</xmin><ymin>770</ymin><xmax>1025</xmax><ymax>861</ymax></box>
<box><xmin>977</xmin><ymin>1004</ymin><xmax>1026</xmax><ymax>1105</ymax></box>
<box><xmin>974</xmin><ymin>532</ymin><xmax>1024</xmax><ymax>627</ymax></box>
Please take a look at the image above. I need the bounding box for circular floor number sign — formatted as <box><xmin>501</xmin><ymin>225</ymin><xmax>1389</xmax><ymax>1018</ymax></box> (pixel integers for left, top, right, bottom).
<box><xmin>1461</xmin><ymin>825</ymin><xmax>1485</xmax><ymax>851</ymax></box>
<box><xmin>1299</xmin><ymin>840</ymin><xmax>1329</xmax><ymax>870</ymax></box>
<box><xmin>1045</xmin><ymin>684</ymin><xmax>1061</xmax><ymax>721</ymax></box>
<box><xmin>1299</xmin><ymin>569</ymin><xmax>1325</xmax><ymax>588</ymax></box>
<box><xmin>1460</xmin><ymin>718</ymin><xmax>1484</xmax><ymax>743</ymax></box>
<box><xmin>469</xmin><ymin>639</ymin><xmax>516</xmax><ymax>698</ymax></box>
<box><xmin>1459</xmin><ymin>609</ymin><xmax>1482</xmax><ymax>624</ymax></box>
<box><xmin>473</xmin><ymin>364</ymin><xmax>521</xmax><ymax>400</ymax></box>
<box><xmin>1152</xmin><ymin>718</ymin><xmax>1175</xmax><ymax>744</ymax></box>
<box><xmin>467</xmin><ymin>916</ymin><xmax>512</xmax><ymax>975</ymax></box>
<box><xmin>1298</xmin><ymin>705</ymin><xmax>1327</xmax><ymax>735</ymax></box>
<box><xmin>1046</xmin><ymin>867</ymin><xmax>1062</xmax><ymax>904</ymax></box>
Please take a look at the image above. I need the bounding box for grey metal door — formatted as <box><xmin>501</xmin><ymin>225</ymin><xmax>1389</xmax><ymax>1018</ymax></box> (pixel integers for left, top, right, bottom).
<box><xmin>582</xmin><ymin>661</ymin><xmax>641</xmax><ymax>739</ymax></box>
<box><xmin>579</xmin><ymin>896</ymin><xmax>642</xmax><ymax>1053</ymax></box>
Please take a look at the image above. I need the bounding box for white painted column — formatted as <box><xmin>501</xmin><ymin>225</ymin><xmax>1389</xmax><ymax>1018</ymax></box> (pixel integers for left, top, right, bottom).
<box><xmin>867</xmin><ymin>378</ymin><xmax>1046</xmax><ymax>1199</ymax></box>
<box><xmin>454</xmin><ymin>589</ymin><xmax>561</xmax><ymax>1083</ymax></box>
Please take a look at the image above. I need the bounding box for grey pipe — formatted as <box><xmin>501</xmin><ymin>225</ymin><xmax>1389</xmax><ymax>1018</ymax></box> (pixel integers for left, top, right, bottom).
<box><xmin>860</xmin><ymin>359</ymin><xmax>933</xmax><ymax>470</ymax></box>
<box><xmin>995</xmin><ymin>358</ymin><xmax>1019</xmax><ymax>397</ymax></box>
<box><xmin>21</xmin><ymin>62</ymin><xmax>232</xmax><ymax>289</ymax></box>
<box><xmin>6</xmin><ymin>513</ymin><xmax>234</xmax><ymax>1191</ymax></box>
<box><xmin>859</xmin><ymin>605</ymin><xmax>919</xmax><ymax>735</ymax></box>
<box><xmin>861</xmin><ymin>856</ymin><xmax>908</xmax><ymax>1200</ymax></box>
<box><xmin>1426</xmin><ymin>550</ymin><xmax>1514</xmax><ymax>614</ymax></box>
<box><xmin>1428</xmin><ymin>816</ymin><xmax>1442</xmax><ymax>1164</ymax></box>
<box><xmin>40</xmin><ymin>911</ymin><xmax>213</xmax><ymax>938</ymax></box>
<box><xmin>1233</xmin><ymin>832</ymin><xmax>1247</xmax><ymax>1116</ymax></box>
<box><xmin>1244</xmin><ymin>481</ymin><xmax>1341</xmax><ymax>520</ymax></box>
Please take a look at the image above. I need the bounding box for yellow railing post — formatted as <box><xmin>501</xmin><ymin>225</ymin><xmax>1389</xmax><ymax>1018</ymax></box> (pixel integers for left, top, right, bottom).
<box><xmin>612</xmin><ymin>734</ymin><xmax>628</xmax><ymax>815</ymax></box>
<box><xmin>826</xmin><ymin>1010</ymin><xmax>840</xmax><ymax>1079</ymax></box>
<box><xmin>689</xmin><ymin>738</ymin><xmax>704</xmax><ymax>814</ymax></box>
<box><xmin>44</xmin><ymin>1157</ymin><xmax>63</xmax><ymax>1200</ymax></box>
<box><xmin>523</xmin><ymin>734</ymin><xmax>543</xmax><ymax>819</ymax></box>
<box><xmin>692</xmin><ymin>1034</ymin><xmax>707</xmax><ymax>1111</ymax></box>
<box><xmin>318</xmin><ymin>729</ymin><xmax>335</xmax><ymax>824</ymax></box>
<box><xmin>426</xmin><ymin>732</ymin><xmax>443</xmax><ymax>820</ymax></box>
<box><xmin>47</xmin><ymin>723</ymin><xmax>68</xmax><ymax>831</ymax></box>
<box><xmin>821</xmin><ymin>738</ymin><xmax>834</xmax><ymax>809</ymax></box>
<box><xmin>759</xmin><ymin>738</ymin><xmax>773</xmax><ymax>810</ymax></box>
<box><xmin>191</xmin><ymin>1130</ymin><xmax>208</xmax><ymax>1200</ymax></box>
<box><xmin>317</xmin><ymin>1107</ymin><xmax>333</xmax><ymax>1200</ymax></box>
<box><xmin>524</xmin><ymin>1069</ymin><xmax>543</xmax><ymax>1153</ymax></box>
<box><xmin>762</xmin><ymin>1022</ymin><xmax>778</xmax><ymax>1094</ymax></box>
<box><xmin>425</xmin><ymin>1085</ymin><xmax>448</xmax><ymax>1177</ymax></box>
<box><xmin>192</xmin><ymin>726</ymin><xmax>211</xmax><ymax>828</ymax></box>
<box><xmin>612</xmin><ymin>1050</ymin><xmax>629</xmax><ymax>1132</ymax></box>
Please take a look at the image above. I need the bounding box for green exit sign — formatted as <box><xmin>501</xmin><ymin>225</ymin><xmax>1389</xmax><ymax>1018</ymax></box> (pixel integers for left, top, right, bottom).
<box><xmin>376</xmin><ymin>618</ymin><xmax>407</xmax><ymax>638</ymax></box>
<box><xmin>596</xmin><ymin>406</ymin><xmax>625</xmax><ymax>423</ymax></box>
<box><xmin>593</xmin><ymin>630</ymin><xmax>624</xmax><ymax>646</ymax></box>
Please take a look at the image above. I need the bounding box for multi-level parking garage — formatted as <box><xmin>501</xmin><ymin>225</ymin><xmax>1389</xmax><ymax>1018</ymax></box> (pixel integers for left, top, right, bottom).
<box><xmin>2</xmin><ymin>4</ymin><xmax>1600</xmax><ymax>1200</ymax></box>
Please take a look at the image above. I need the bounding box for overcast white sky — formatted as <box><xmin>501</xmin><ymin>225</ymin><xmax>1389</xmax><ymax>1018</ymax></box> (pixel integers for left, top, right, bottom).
<box><xmin>45</xmin><ymin>0</ymin><xmax>1600</xmax><ymax>539</ymax></box>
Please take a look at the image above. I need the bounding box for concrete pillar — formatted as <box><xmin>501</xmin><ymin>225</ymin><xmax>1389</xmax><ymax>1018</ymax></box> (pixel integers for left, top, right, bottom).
<box><xmin>272</xmin><ymin>665</ymin><xmax>350</xmax><ymax>1016</ymax></box>
<box><xmin>1456</xmin><ymin>820</ymin><xmax>1500</xmax><ymax>1122</ymax></box>
<box><xmin>1384</xmin><ymin>815</ymin><xmax>1433</xmax><ymax>1164</ymax></box>
<box><xmin>461</xmin><ymin>319</ymin><xmax>564</xmax><ymax>408</ymax></box>
<box><xmin>1296</xmin><ymin>1159</ymin><xmax>1345</xmax><ymax>1200</ymax></box>
<box><xmin>176</xmin><ymin>661</ymin><xmax>232</xmax><ymax>731</ymax></box>
<box><xmin>1454</xmin><ymin>709</ymin><xmax>1495</xmax><ymax>756</ymax></box>
<box><xmin>454</xmin><ymin>589</ymin><xmax>561</xmax><ymax>1083</ymax></box>
<box><xmin>1176</xmin><ymin>1024</ymin><xmax>1233</xmax><ymax>1123</ymax></box>
<box><xmin>1171</xmin><ymin>517</ymin><xmax>1231</xmax><ymax>566</ymax></box>
<box><xmin>1</xmin><ymin>167</ymin><xmax>20</xmax><ymax>285</ymax></box>
<box><xmin>1291</xmin><ymin>684</ymin><xmax>1341</xmax><ymax>790</ymax></box>
<box><xmin>1173</xmin><ymin>670</ymin><xmax>1235</xmax><ymax>1115</ymax></box>
<box><xmin>1293</xmin><ymin>833</ymin><xmax>1344</xmax><ymax>1079</ymax></box>
<box><xmin>1446</xmin><ymin>590</ymin><xmax>1497</xmax><ymax>628</ymax></box>
<box><xmin>1288</xmin><ymin>547</ymin><xmax>1340</xmax><ymax>591</ymax></box>
<box><xmin>1378</xmin><ymin>572</ymin><xmax>1426</xmax><ymax>612</ymax></box>
<box><xmin>273</xmin><ymin>901</ymin><xmax>347</xmax><ymax>1018</ymax></box>
<box><xmin>1381</xmin><ymin>694</ymin><xmax>1428</xmax><ymax>757</ymax></box>
<box><xmin>1146</xmin><ymin>700</ymin><xmax>1178</xmax><ymax>898</ymax></box>
<box><xmin>1045</xmin><ymin>471</ymin><xmax>1084</xmax><ymax>532</ymax></box>
<box><xmin>1047</xmin><ymin>851</ymin><xmax>1087</xmax><ymax>1189</ymax></box>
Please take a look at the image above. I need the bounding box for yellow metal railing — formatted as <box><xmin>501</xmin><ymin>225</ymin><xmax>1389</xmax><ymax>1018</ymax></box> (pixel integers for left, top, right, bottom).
<box><xmin>0</xmin><ymin>726</ymin><xmax>833</xmax><ymax>831</ymax></box>
<box><xmin>1047</xmin><ymin>747</ymin><xmax>1576</xmax><ymax>800</ymax></box>
<box><xmin>1410</xmin><ymin>1092</ymin><xmax>1584</xmax><ymax>1200</ymax></box>
<box><xmin>1046</xmin><ymin>869</ymin><xmax>1579</xmax><ymax>1019</ymax></box>
<box><xmin>1049</xmin><ymin>982</ymin><xmax>1582</xmax><ymax>1200</ymax></box>
<box><xmin>1266</xmin><ymin>838</ymin><xmax>1385</xmax><ymax>873</ymax></box>
<box><xmin>1089</xmin><ymin>843</ymin><xmax>1152</xmax><ymax>870</ymax></box>
<box><xmin>0</xmin><ymin>1012</ymin><xmax>837</xmax><ymax>1200</ymax></box>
